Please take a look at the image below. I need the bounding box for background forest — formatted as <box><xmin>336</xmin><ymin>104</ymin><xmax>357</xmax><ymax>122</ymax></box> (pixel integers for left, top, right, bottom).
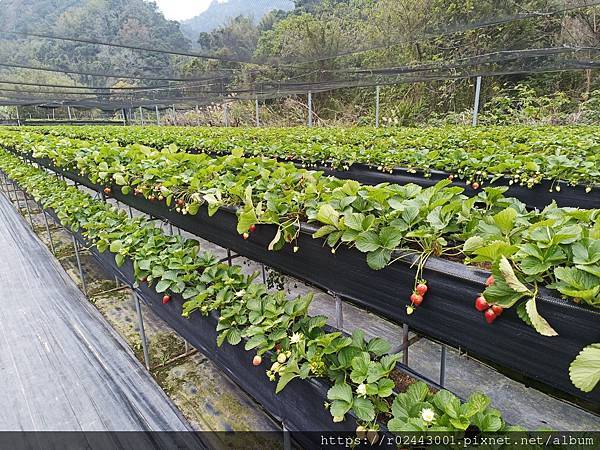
<box><xmin>0</xmin><ymin>0</ymin><xmax>599</xmax><ymax>125</ymax></box>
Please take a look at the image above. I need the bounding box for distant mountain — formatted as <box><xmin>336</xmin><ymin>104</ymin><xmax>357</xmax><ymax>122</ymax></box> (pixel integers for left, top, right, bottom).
<box><xmin>181</xmin><ymin>0</ymin><xmax>294</xmax><ymax>40</ymax></box>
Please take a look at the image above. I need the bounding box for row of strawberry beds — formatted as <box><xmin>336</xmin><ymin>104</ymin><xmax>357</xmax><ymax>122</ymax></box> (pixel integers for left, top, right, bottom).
<box><xmin>0</xmin><ymin>150</ymin><xmax>515</xmax><ymax>444</ymax></box>
<box><xmin>25</xmin><ymin>125</ymin><xmax>600</xmax><ymax>203</ymax></box>
<box><xmin>2</xmin><ymin>130</ymin><xmax>599</xmax><ymax>406</ymax></box>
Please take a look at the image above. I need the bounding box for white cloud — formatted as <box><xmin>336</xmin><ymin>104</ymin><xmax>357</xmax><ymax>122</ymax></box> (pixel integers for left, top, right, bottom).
<box><xmin>153</xmin><ymin>0</ymin><xmax>217</xmax><ymax>21</ymax></box>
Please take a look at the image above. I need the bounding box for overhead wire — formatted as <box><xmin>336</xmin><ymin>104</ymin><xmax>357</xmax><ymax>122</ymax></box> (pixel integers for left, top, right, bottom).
<box><xmin>270</xmin><ymin>0</ymin><xmax>600</xmax><ymax>65</ymax></box>
<box><xmin>2</xmin><ymin>1</ymin><xmax>599</xmax><ymax>108</ymax></box>
<box><xmin>0</xmin><ymin>60</ymin><xmax>233</xmax><ymax>82</ymax></box>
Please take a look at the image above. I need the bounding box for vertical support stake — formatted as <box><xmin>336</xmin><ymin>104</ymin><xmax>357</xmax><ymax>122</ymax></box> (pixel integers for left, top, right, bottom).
<box><xmin>23</xmin><ymin>192</ymin><xmax>34</xmax><ymax>228</ymax></box>
<box><xmin>472</xmin><ymin>76</ymin><xmax>482</xmax><ymax>127</ymax></box>
<box><xmin>375</xmin><ymin>85</ymin><xmax>381</xmax><ymax>128</ymax></box>
<box><xmin>72</xmin><ymin>235</ymin><xmax>88</xmax><ymax>296</ymax></box>
<box><xmin>440</xmin><ymin>345</ymin><xmax>447</xmax><ymax>387</ymax></box>
<box><xmin>283</xmin><ymin>422</ymin><xmax>291</xmax><ymax>450</ymax></box>
<box><xmin>155</xmin><ymin>105</ymin><xmax>160</xmax><ymax>126</ymax></box>
<box><xmin>224</xmin><ymin>102</ymin><xmax>229</xmax><ymax>127</ymax></box>
<box><xmin>134</xmin><ymin>292</ymin><xmax>151</xmax><ymax>371</ymax></box>
<box><xmin>43</xmin><ymin>209</ymin><xmax>56</xmax><ymax>254</ymax></box>
<box><xmin>139</xmin><ymin>106</ymin><xmax>145</xmax><ymax>126</ymax></box>
<box><xmin>402</xmin><ymin>324</ymin><xmax>409</xmax><ymax>366</ymax></box>
<box><xmin>334</xmin><ymin>294</ymin><xmax>343</xmax><ymax>330</ymax></box>
<box><xmin>307</xmin><ymin>91</ymin><xmax>313</xmax><ymax>127</ymax></box>
<box><xmin>255</xmin><ymin>98</ymin><xmax>260</xmax><ymax>127</ymax></box>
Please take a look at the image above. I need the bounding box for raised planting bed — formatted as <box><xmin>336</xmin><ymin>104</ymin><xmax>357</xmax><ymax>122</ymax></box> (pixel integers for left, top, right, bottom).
<box><xmin>32</xmin><ymin>158</ymin><xmax>600</xmax><ymax>408</ymax></box>
<box><xmin>52</xmin><ymin>215</ymin><xmax>449</xmax><ymax>448</ymax></box>
<box><xmin>301</xmin><ymin>163</ymin><xmax>597</xmax><ymax>211</ymax></box>
<box><xmin>178</xmin><ymin>150</ymin><xmax>594</xmax><ymax>210</ymax></box>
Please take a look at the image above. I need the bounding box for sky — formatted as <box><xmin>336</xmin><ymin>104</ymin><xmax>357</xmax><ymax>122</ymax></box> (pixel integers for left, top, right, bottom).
<box><xmin>153</xmin><ymin>0</ymin><xmax>220</xmax><ymax>21</ymax></box>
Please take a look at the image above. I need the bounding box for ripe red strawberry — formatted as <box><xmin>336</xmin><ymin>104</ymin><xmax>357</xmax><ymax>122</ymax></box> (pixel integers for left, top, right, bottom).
<box><xmin>162</xmin><ymin>294</ymin><xmax>171</xmax><ymax>304</ymax></box>
<box><xmin>252</xmin><ymin>355</ymin><xmax>262</xmax><ymax>366</ymax></box>
<box><xmin>141</xmin><ymin>276</ymin><xmax>148</xmax><ymax>283</ymax></box>
<box><xmin>472</xmin><ymin>182</ymin><xmax>480</xmax><ymax>190</ymax></box>
<box><xmin>485</xmin><ymin>275</ymin><xmax>495</xmax><ymax>287</ymax></box>
<box><xmin>249</xmin><ymin>224</ymin><xmax>257</xmax><ymax>233</ymax></box>
<box><xmin>484</xmin><ymin>308</ymin><xmax>497</xmax><ymax>324</ymax></box>
<box><xmin>491</xmin><ymin>305</ymin><xmax>503</xmax><ymax>316</ymax></box>
<box><xmin>242</xmin><ymin>232</ymin><xmax>250</xmax><ymax>240</ymax></box>
<box><xmin>416</xmin><ymin>283</ymin><xmax>428</xmax><ymax>296</ymax></box>
<box><xmin>475</xmin><ymin>296</ymin><xmax>489</xmax><ymax>312</ymax></box>
<box><xmin>410</xmin><ymin>293</ymin><xmax>423</xmax><ymax>306</ymax></box>
<box><xmin>103</xmin><ymin>187</ymin><xmax>111</xmax><ymax>195</ymax></box>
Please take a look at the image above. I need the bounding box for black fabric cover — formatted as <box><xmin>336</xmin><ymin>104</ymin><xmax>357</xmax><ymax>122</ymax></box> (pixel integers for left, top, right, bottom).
<box><xmin>30</xmin><ymin>157</ymin><xmax>600</xmax><ymax>406</ymax></box>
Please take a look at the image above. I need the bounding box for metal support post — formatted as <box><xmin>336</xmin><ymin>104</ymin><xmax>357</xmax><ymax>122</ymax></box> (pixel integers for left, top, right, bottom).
<box><xmin>261</xmin><ymin>264</ymin><xmax>267</xmax><ymax>284</ymax></box>
<box><xmin>307</xmin><ymin>91</ymin><xmax>313</xmax><ymax>127</ymax></box>
<box><xmin>334</xmin><ymin>294</ymin><xmax>343</xmax><ymax>330</ymax></box>
<box><xmin>67</xmin><ymin>106</ymin><xmax>72</xmax><ymax>121</ymax></box>
<box><xmin>7</xmin><ymin>180</ymin><xmax>15</xmax><ymax>202</ymax></box>
<box><xmin>155</xmin><ymin>105</ymin><xmax>160</xmax><ymax>125</ymax></box>
<box><xmin>227</xmin><ymin>249</ymin><xmax>232</xmax><ymax>266</ymax></box>
<box><xmin>16</xmin><ymin>106</ymin><xmax>21</xmax><ymax>126</ymax></box>
<box><xmin>402</xmin><ymin>323</ymin><xmax>409</xmax><ymax>365</ymax></box>
<box><xmin>139</xmin><ymin>106</ymin><xmax>144</xmax><ymax>126</ymax></box>
<box><xmin>472</xmin><ymin>76</ymin><xmax>482</xmax><ymax>126</ymax></box>
<box><xmin>195</xmin><ymin>104</ymin><xmax>200</xmax><ymax>127</ymax></box>
<box><xmin>42</xmin><ymin>209</ymin><xmax>56</xmax><ymax>254</ymax></box>
<box><xmin>12</xmin><ymin>182</ymin><xmax>22</xmax><ymax>210</ymax></box>
<box><xmin>375</xmin><ymin>85</ymin><xmax>381</xmax><ymax>128</ymax></box>
<box><xmin>224</xmin><ymin>102</ymin><xmax>229</xmax><ymax>127</ymax></box>
<box><xmin>283</xmin><ymin>422</ymin><xmax>291</xmax><ymax>450</ymax></box>
<box><xmin>440</xmin><ymin>345</ymin><xmax>447</xmax><ymax>387</ymax></box>
<box><xmin>172</xmin><ymin>104</ymin><xmax>176</xmax><ymax>125</ymax></box>
<box><xmin>23</xmin><ymin>192</ymin><xmax>34</xmax><ymax>228</ymax></box>
<box><xmin>72</xmin><ymin>235</ymin><xmax>88</xmax><ymax>296</ymax></box>
<box><xmin>255</xmin><ymin>98</ymin><xmax>260</xmax><ymax>127</ymax></box>
<box><xmin>134</xmin><ymin>292</ymin><xmax>151</xmax><ymax>370</ymax></box>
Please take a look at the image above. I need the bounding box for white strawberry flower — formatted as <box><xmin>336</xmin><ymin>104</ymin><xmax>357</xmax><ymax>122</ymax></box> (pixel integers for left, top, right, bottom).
<box><xmin>421</xmin><ymin>408</ymin><xmax>435</xmax><ymax>423</ymax></box>
<box><xmin>290</xmin><ymin>332</ymin><xmax>303</xmax><ymax>344</ymax></box>
<box><xmin>356</xmin><ymin>383</ymin><xmax>368</xmax><ymax>397</ymax></box>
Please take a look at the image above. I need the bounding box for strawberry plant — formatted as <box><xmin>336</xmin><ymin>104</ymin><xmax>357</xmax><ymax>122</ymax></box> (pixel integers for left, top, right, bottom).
<box><xmin>0</xmin><ymin>149</ymin><xmax>514</xmax><ymax>435</ymax></box>
<box><xmin>22</xmin><ymin>124</ymin><xmax>600</xmax><ymax>191</ymax></box>
<box><xmin>1</xmin><ymin>130</ymin><xmax>598</xmax><ymax>336</ymax></box>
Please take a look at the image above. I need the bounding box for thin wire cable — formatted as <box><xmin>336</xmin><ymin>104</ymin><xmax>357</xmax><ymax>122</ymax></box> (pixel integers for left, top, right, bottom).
<box><xmin>2</xmin><ymin>30</ymin><xmax>272</xmax><ymax>67</ymax></box>
<box><xmin>0</xmin><ymin>60</ymin><xmax>232</xmax><ymax>82</ymax></box>
<box><xmin>5</xmin><ymin>1</ymin><xmax>599</xmax><ymax>71</ymax></box>
<box><xmin>4</xmin><ymin>55</ymin><xmax>597</xmax><ymax>109</ymax></box>
<box><xmin>269</xmin><ymin>0</ymin><xmax>600</xmax><ymax>65</ymax></box>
